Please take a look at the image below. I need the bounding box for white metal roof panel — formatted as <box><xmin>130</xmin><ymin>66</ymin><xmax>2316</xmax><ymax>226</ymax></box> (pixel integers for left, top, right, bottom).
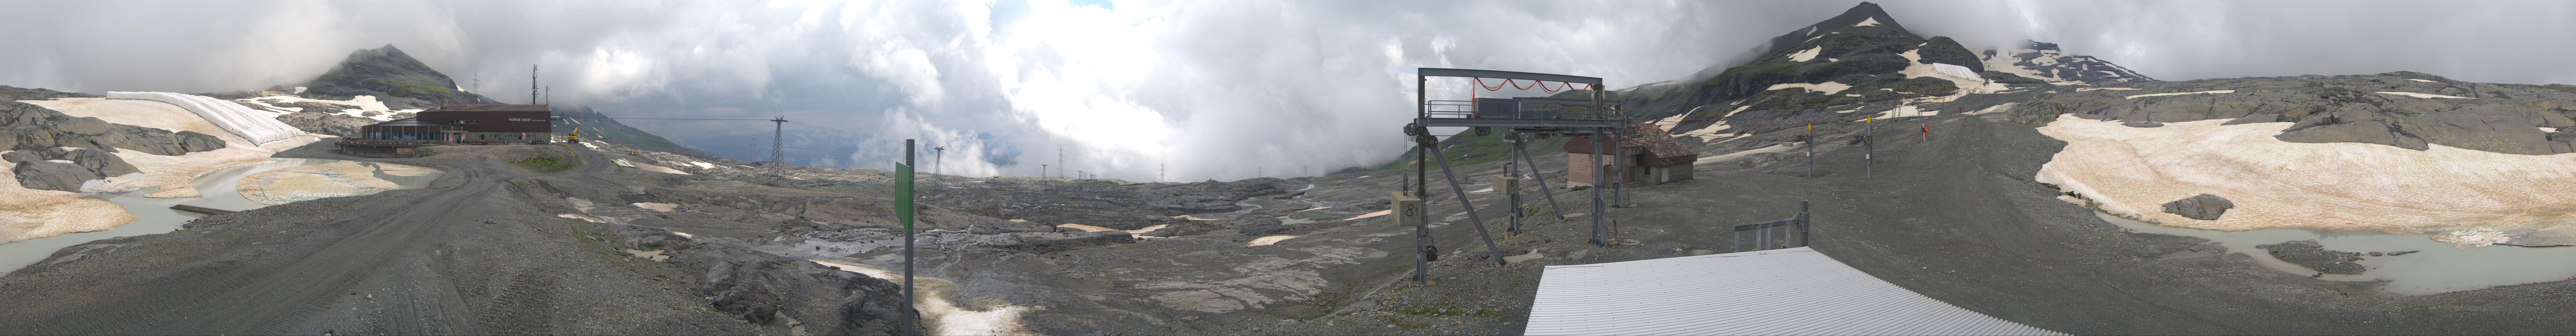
<box><xmin>1524</xmin><ymin>247</ymin><xmax>2062</xmax><ymax>336</ymax></box>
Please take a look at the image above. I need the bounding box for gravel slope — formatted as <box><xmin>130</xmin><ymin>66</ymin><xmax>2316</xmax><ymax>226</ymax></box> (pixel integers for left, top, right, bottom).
<box><xmin>0</xmin><ymin>143</ymin><xmax>782</xmax><ymax>335</ymax></box>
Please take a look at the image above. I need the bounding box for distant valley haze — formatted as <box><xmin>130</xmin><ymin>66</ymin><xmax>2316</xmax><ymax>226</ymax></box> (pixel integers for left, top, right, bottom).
<box><xmin>3</xmin><ymin>0</ymin><xmax>2572</xmax><ymax>181</ymax></box>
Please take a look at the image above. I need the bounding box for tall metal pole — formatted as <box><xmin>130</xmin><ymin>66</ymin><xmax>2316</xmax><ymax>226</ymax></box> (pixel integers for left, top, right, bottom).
<box><xmin>1591</xmin><ymin>131</ymin><xmax>1606</xmax><ymax>246</ymax></box>
<box><xmin>932</xmin><ymin>147</ymin><xmax>946</xmax><ymax>194</ymax></box>
<box><xmin>1589</xmin><ymin>84</ymin><xmax>1610</xmax><ymax>246</ymax></box>
<box><xmin>897</xmin><ymin>139</ymin><xmax>917</xmax><ymax>335</ymax></box>
<box><xmin>1798</xmin><ymin>200</ymin><xmax>1811</xmax><ymax>247</ymax></box>
<box><xmin>1612</xmin><ymin>123</ymin><xmax>1626</xmax><ymax>208</ymax></box>
<box><xmin>1505</xmin><ymin>134</ymin><xmax>1522</xmax><ymax>234</ymax></box>
<box><xmin>530</xmin><ymin>65</ymin><xmax>539</xmax><ymax>105</ymax></box>
<box><xmin>1866</xmin><ymin>117</ymin><xmax>1874</xmax><ymax>178</ymax></box>
<box><xmin>1413</xmin><ymin>74</ymin><xmax>1431</xmax><ymax>284</ymax></box>
<box><xmin>1805</xmin><ymin>123</ymin><xmax>1815</xmax><ymax>178</ymax></box>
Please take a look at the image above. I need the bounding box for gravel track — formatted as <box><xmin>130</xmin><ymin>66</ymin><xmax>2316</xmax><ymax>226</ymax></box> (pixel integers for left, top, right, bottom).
<box><xmin>0</xmin><ymin>142</ymin><xmax>758</xmax><ymax>335</ymax></box>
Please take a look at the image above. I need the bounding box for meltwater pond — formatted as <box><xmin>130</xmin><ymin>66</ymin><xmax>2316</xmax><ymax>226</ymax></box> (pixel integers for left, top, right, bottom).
<box><xmin>0</xmin><ymin>158</ymin><xmax>439</xmax><ymax>274</ymax></box>
<box><xmin>2098</xmin><ymin>211</ymin><xmax>2576</xmax><ymax>295</ymax></box>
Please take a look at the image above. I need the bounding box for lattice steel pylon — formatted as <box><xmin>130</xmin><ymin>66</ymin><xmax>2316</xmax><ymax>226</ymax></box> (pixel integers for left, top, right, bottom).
<box><xmin>768</xmin><ymin>116</ymin><xmax>787</xmax><ymax>167</ymax></box>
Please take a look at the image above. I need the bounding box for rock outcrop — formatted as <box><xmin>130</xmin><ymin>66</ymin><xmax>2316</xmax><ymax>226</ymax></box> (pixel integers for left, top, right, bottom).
<box><xmin>233</xmin><ymin>99</ymin><xmax>407</xmax><ymax>137</ymax></box>
<box><xmin>2257</xmin><ymin>240</ymin><xmax>2365</xmax><ymax>275</ymax></box>
<box><xmin>2160</xmin><ymin>194</ymin><xmax>2234</xmax><ymax>220</ymax></box>
<box><xmin>602</xmin><ymin>224</ymin><xmax>908</xmax><ymax>334</ymax></box>
<box><xmin>0</xmin><ymin>86</ymin><xmax>100</xmax><ymax>101</ymax></box>
<box><xmin>5</xmin><ymin>147</ymin><xmax>142</xmax><ymax>192</ymax></box>
<box><xmin>990</xmin><ymin>231</ymin><xmax>1136</xmax><ymax>252</ymax></box>
<box><xmin>4</xmin><ymin>147</ymin><xmax>137</xmax><ymax>175</ymax></box>
<box><xmin>0</xmin><ymin>101</ymin><xmax>226</xmax><ymax>156</ymax></box>
<box><xmin>9</xmin><ymin>159</ymin><xmax>102</xmax><ymax>192</ymax></box>
<box><xmin>1916</xmin><ymin>36</ymin><xmax>1984</xmax><ymax>73</ymax></box>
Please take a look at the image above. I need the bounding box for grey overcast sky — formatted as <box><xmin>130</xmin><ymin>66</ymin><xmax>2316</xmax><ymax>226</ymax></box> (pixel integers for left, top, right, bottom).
<box><xmin>2</xmin><ymin>1</ymin><xmax>2571</xmax><ymax>181</ymax></box>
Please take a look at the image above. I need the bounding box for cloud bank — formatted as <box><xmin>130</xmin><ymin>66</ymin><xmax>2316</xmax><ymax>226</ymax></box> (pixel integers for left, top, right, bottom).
<box><xmin>2</xmin><ymin>1</ymin><xmax>2572</xmax><ymax>181</ymax></box>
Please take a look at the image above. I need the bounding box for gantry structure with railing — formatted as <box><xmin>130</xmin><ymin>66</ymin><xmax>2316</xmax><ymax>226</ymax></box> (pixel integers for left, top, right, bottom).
<box><xmin>1398</xmin><ymin>68</ymin><xmax>1632</xmax><ymax>285</ymax></box>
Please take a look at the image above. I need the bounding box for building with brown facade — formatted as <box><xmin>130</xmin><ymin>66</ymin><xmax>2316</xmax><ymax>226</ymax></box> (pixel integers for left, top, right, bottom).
<box><xmin>1563</xmin><ymin>129</ymin><xmax>1698</xmax><ymax>186</ymax></box>
<box><xmin>414</xmin><ymin>104</ymin><xmax>554</xmax><ymax>143</ymax></box>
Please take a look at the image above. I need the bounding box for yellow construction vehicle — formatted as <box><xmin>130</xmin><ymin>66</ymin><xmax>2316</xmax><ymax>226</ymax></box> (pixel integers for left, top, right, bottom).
<box><xmin>566</xmin><ymin>129</ymin><xmax>581</xmax><ymax>143</ymax></box>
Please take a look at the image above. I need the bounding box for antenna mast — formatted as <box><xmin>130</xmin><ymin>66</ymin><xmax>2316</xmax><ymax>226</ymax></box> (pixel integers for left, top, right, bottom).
<box><xmin>529</xmin><ymin>65</ymin><xmax>539</xmax><ymax>104</ymax></box>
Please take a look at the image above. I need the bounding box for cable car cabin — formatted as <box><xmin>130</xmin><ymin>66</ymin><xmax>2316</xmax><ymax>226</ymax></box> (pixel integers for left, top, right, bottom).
<box><xmin>416</xmin><ymin>104</ymin><xmax>555</xmax><ymax>144</ymax></box>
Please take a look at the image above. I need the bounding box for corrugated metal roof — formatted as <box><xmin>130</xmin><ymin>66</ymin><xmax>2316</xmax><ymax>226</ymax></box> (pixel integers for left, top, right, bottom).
<box><xmin>1525</xmin><ymin>247</ymin><xmax>2063</xmax><ymax>336</ymax></box>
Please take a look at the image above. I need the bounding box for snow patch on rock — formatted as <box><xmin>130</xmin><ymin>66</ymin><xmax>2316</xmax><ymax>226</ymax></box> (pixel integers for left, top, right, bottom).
<box><xmin>2125</xmin><ymin>90</ymin><xmax>2235</xmax><ymax>99</ymax></box>
<box><xmin>812</xmin><ymin>259</ymin><xmax>1038</xmax><ymax>335</ymax></box>
<box><xmin>2035</xmin><ymin>115</ymin><xmax>2576</xmax><ymax>247</ymax></box>
<box><xmin>1930</xmin><ymin>63</ymin><xmax>1980</xmax><ymax>80</ymax></box>
<box><xmin>1788</xmin><ymin>46</ymin><xmax>1823</xmax><ymax>62</ymax></box>
<box><xmin>2377</xmin><ymin>91</ymin><xmax>2472</xmax><ymax>99</ymax></box>
<box><xmin>1766</xmin><ymin>82</ymin><xmax>1851</xmax><ymax>95</ymax></box>
<box><xmin>1246</xmin><ymin>235</ymin><xmax>1297</xmax><ymax>246</ymax></box>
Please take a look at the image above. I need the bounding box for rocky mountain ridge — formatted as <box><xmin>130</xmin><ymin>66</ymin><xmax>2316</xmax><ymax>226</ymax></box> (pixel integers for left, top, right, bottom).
<box><xmin>1984</xmin><ymin>41</ymin><xmax>2157</xmax><ymax>84</ymax></box>
<box><xmin>1676</xmin><ymin>2</ymin><xmax>1990</xmax><ymax>111</ymax></box>
<box><xmin>292</xmin><ymin>45</ymin><xmax>500</xmax><ymax>109</ymax></box>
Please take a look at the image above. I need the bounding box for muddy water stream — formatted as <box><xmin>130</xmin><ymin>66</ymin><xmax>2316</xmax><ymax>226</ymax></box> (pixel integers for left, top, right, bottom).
<box><xmin>0</xmin><ymin>158</ymin><xmax>440</xmax><ymax>273</ymax></box>
<box><xmin>2097</xmin><ymin>211</ymin><xmax>2576</xmax><ymax>295</ymax></box>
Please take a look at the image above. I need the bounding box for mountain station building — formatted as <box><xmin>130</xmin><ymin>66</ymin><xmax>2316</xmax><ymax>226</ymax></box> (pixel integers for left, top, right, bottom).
<box><xmin>413</xmin><ymin>104</ymin><xmax>555</xmax><ymax>143</ymax></box>
<box><xmin>337</xmin><ymin>104</ymin><xmax>556</xmax><ymax>157</ymax></box>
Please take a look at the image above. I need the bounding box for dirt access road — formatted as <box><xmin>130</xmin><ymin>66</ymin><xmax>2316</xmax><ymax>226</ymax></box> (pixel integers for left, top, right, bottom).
<box><xmin>0</xmin><ymin>142</ymin><xmax>760</xmax><ymax>335</ymax></box>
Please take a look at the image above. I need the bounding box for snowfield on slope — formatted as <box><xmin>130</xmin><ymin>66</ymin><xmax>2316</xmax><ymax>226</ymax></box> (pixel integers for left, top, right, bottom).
<box><xmin>103</xmin><ymin>92</ymin><xmax>305</xmax><ymax>145</ymax></box>
<box><xmin>25</xmin><ymin>97</ymin><xmax>322</xmax><ymax>198</ymax></box>
<box><xmin>2034</xmin><ymin>115</ymin><xmax>2576</xmax><ymax>247</ymax></box>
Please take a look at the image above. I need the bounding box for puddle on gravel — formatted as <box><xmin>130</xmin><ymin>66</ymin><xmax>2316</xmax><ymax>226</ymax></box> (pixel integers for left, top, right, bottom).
<box><xmin>2097</xmin><ymin>211</ymin><xmax>2576</xmax><ymax>295</ymax></box>
<box><xmin>0</xmin><ymin>158</ymin><xmax>441</xmax><ymax>274</ymax></box>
